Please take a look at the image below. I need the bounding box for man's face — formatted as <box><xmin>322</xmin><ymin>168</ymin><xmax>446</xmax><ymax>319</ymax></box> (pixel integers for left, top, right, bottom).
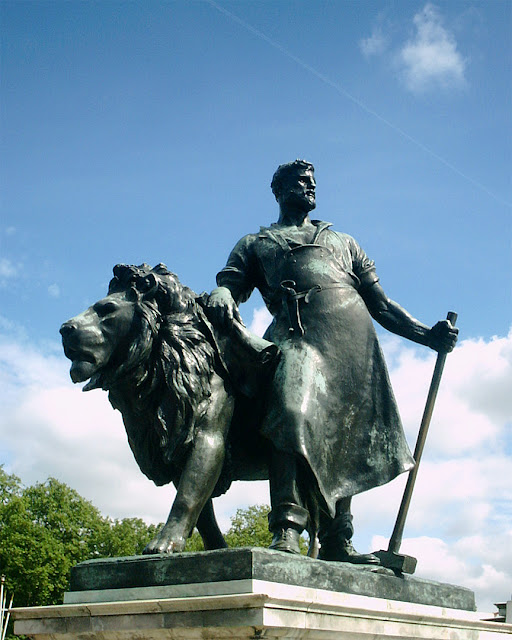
<box><xmin>281</xmin><ymin>169</ymin><xmax>316</xmax><ymax>212</ymax></box>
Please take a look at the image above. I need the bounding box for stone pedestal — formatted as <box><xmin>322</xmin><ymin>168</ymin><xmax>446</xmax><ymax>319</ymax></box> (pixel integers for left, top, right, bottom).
<box><xmin>12</xmin><ymin>548</ymin><xmax>512</xmax><ymax>639</ymax></box>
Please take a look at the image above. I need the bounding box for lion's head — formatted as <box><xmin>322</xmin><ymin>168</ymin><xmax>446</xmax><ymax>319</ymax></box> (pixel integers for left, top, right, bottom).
<box><xmin>60</xmin><ymin>263</ymin><xmax>217</xmax><ymax>485</ymax></box>
<box><xmin>60</xmin><ymin>263</ymin><xmax>197</xmax><ymax>390</ymax></box>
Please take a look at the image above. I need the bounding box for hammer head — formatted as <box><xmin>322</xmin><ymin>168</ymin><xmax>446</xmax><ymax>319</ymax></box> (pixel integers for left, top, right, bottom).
<box><xmin>374</xmin><ymin>550</ymin><xmax>417</xmax><ymax>574</ymax></box>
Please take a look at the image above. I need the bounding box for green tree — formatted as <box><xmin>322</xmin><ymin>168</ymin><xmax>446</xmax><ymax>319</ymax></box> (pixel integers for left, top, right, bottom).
<box><xmin>0</xmin><ymin>469</ymin><xmax>22</xmax><ymax>504</ymax></box>
<box><xmin>185</xmin><ymin>529</ymin><xmax>205</xmax><ymax>552</ymax></box>
<box><xmin>225</xmin><ymin>504</ymin><xmax>273</xmax><ymax>548</ymax></box>
<box><xmin>184</xmin><ymin>504</ymin><xmax>272</xmax><ymax>552</ymax></box>
<box><xmin>100</xmin><ymin>517</ymin><xmax>161</xmax><ymax>557</ymax></box>
<box><xmin>0</xmin><ymin>468</ymin><xmax>161</xmax><ymax>610</ymax></box>
<box><xmin>0</xmin><ymin>471</ymin><xmax>109</xmax><ymax>606</ymax></box>
<box><xmin>225</xmin><ymin>504</ymin><xmax>308</xmax><ymax>554</ymax></box>
<box><xmin>0</xmin><ymin>468</ymin><xmax>310</xmax><ymax>627</ymax></box>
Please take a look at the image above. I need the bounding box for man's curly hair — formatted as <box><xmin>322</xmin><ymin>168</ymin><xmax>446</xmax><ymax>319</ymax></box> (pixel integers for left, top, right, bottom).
<box><xmin>270</xmin><ymin>159</ymin><xmax>315</xmax><ymax>200</ymax></box>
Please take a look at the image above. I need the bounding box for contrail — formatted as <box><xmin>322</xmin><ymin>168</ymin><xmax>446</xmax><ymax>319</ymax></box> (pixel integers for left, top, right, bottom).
<box><xmin>206</xmin><ymin>0</ymin><xmax>510</xmax><ymax>209</ymax></box>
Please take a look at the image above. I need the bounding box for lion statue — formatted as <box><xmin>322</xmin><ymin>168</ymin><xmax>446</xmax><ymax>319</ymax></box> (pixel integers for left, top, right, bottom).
<box><xmin>60</xmin><ymin>263</ymin><xmax>279</xmax><ymax>554</ymax></box>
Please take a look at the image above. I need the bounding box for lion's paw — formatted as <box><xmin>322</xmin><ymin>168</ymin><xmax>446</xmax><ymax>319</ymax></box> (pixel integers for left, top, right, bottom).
<box><xmin>143</xmin><ymin>535</ymin><xmax>187</xmax><ymax>555</ymax></box>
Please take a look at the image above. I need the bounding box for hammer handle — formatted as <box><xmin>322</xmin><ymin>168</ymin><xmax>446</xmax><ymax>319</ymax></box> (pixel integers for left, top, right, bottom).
<box><xmin>388</xmin><ymin>311</ymin><xmax>457</xmax><ymax>554</ymax></box>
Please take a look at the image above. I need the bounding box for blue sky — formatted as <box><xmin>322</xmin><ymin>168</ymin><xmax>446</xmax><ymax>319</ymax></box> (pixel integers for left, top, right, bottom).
<box><xmin>1</xmin><ymin>1</ymin><xmax>511</xmax><ymax>613</ymax></box>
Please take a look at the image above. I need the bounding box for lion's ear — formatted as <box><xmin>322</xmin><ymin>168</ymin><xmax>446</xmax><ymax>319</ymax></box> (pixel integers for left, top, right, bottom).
<box><xmin>139</xmin><ymin>273</ymin><xmax>158</xmax><ymax>297</ymax></box>
<box><xmin>113</xmin><ymin>264</ymin><xmax>130</xmax><ymax>279</ymax></box>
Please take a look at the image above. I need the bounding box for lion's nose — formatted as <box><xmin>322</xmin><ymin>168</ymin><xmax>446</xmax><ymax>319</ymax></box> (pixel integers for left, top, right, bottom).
<box><xmin>60</xmin><ymin>322</ymin><xmax>76</xmax><ymax>337</ymax></box>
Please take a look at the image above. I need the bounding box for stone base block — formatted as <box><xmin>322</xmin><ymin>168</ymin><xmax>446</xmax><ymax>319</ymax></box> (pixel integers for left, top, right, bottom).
<box><xmin>13</xmin><ymin>580</ymin><xmax>512</xmax><ymax>639</ymax></box>
<box><xmin>12</xmin><ymin>549</ymin><xmax>511</xmax><ymax>639</ymax></box>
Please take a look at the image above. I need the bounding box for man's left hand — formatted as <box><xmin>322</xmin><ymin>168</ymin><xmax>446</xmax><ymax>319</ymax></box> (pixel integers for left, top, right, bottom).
<box><xmin>428</xmin><ymin>319</ymin><xmax>459</xmax><ymax>353</ymax></box>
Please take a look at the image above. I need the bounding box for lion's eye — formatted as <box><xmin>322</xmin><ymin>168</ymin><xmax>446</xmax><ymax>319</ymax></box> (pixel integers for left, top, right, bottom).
<box><xmin>94</xmin><ymin>301</ymin><xmax>118</xmax><ymax>316</ymax></box>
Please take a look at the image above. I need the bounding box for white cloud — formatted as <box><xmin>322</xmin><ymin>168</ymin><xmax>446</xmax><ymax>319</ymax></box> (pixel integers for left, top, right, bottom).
<box><xmin>249</xmin><ymin>305</ymin><xmax>272</xmax><ymax>337</ymax></box>
<box><xmin>355</xmin><ymin>329</ymin><xmax>512</xmax><ymax>612</ymax></box>
<box><xmin>371</xmin><ymin>533</ymin><xmax>512</xmax><ymax>613</ymax></box>
<box><xmin>0</xmin><ymin>258</ymin><xmax>18</xmax><ymax>281</ymax></box>
<box><xmin>214</xmin><ymin>481</ymin><xmax>270</xmax><ymax>532</ymax></box>
<box><xmin>360</xmin><ymin>27</ymin><xmax>388</xmax><ymax>57</ymax></box>
<box><xmin>399</xmin><ymin>3</ymin><xmax>467</xmax><ymax>93</ymax></box>
<box><xmin>0</xmin><ymin>329</ymin><xmax>268</xmax><ymax>532</ymax></box>
<box><xmin>0</xmin><ymin>333</ymin><xmax>172</xmax><ymax>523</ymax></box>
<box><xmin>0</xmin><ymin>315</ymin><xmax>26</xmax><ymax>338</ymax></box>
<box><xmin>48</xmin><ymin>283</ymin><xmax>61</xmax><ymax>298</ymax></box>
<box><xmin>0</xmin><ymin>321</ymin><xmax>511</xmax><ymax>612</ymax></box>
<box><xmin>382</xmin><ymin>330</ymin><xmax>512</xmax><ymax>458</ymax></box>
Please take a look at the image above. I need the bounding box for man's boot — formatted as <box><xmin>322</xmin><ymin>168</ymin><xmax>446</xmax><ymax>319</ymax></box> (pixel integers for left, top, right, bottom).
<box><xmin>268</xmin><ymin>502</ymin><xmax>308</xmax><ymax>555</ymax></box>
<box><xmin>318</xmin><ymin>512</ymin><xmax>379</xmax><ymax>564</ymax></box>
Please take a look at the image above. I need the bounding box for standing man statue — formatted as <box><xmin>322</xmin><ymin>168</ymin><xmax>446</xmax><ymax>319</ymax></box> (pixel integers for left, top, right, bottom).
<box><xmin>207</xmin><ymin>160</ymin><xmax>458</xmax><ymax>564</ymax></box>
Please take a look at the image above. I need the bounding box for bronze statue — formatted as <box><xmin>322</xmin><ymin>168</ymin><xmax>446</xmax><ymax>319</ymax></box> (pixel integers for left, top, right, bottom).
<box><xmin>60</xmin><ymin>161</ymin><xmax>457</xmax><ymax>563</ymax></box>
<box><xmin>206</xmin><ymin>160</ymin><xmax>458</xmax><ymax>563</ymax></box>
<box><xmin>60</xmin><ymin>263</ymin><xmax>280</xmax><ymax>554</ymax></box>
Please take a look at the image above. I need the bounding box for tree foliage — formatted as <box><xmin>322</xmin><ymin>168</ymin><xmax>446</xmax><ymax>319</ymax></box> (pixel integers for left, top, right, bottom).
<box><xmin>0</xmin><ymin>467</ymin><xmax>160</xmax><ymax>609</ymax></box>
<box><xmin>184</xmin><ymin>504</ymin><xmax>272</xmax><ymax>552</ymax></box>
<box><xmin>225</xmin><ymin>504</ymin><xmax>273</xmax><ymax>548</ymax></box>
<box><xmin>0</xmin><ymin>466</ymin><xmax>306</xmax><ymax>631</ymax></box>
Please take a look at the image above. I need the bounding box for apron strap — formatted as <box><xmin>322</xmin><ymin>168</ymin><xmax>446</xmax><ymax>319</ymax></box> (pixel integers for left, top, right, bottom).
<box><xmin>259</xmin><ymin>226</ymin><xmax>290</xmax><ymax>252</ymax></box>
<box><xmin>311</xmin><ymin>221</ymin><xmax>332</xmax><ymax>244</ymax></box>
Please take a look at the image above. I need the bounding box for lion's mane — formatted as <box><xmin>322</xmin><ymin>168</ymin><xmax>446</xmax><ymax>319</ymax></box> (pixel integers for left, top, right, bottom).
<box><xmin>104</xmin><ymin>264</ymin><xmax>219</xmax><ymax>487</ymax></box>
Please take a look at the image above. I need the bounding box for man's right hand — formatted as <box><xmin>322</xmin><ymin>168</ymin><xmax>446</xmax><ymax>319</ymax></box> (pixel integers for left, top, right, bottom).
<box><xmin>428</xmin><ymin>318</ymin><xmax>459</xmax><ymax>353</ymax></box>
<box><xmin>205</xmin><ymin>287</ymin><xmax>243</xmax><ymax>329</ymax></box>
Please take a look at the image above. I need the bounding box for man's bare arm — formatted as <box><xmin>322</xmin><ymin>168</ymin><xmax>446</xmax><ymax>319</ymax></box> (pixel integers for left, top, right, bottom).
<box><xmin>361</xmin><ymin>282</ymin><xmax>458</xmax><ymax>353</ymax></box>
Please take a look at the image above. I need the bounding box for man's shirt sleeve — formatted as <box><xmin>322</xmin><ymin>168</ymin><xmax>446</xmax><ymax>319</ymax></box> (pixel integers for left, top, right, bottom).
<box><xmin>216</xmin><ymin>234</ymin><xmax>256</xmax><ymax>304</ymax></box>
<box><xmin>347</xmin><ymin>235</ymin><xmax>380</xmax><ymax>290</ymax></box>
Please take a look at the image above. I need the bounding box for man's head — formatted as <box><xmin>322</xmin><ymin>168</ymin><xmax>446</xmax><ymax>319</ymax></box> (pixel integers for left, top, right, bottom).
<box><xmin>271</xmin><ymin>160</ymin><xmax>316</xmax><ymax>214</ymax></box>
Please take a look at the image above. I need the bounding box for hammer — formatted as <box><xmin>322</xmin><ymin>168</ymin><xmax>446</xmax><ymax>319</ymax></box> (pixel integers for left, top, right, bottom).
<box><xmin>374</xmin><ymin>311</ymin><xmax>458</xmax><ymax>574</ymax></box>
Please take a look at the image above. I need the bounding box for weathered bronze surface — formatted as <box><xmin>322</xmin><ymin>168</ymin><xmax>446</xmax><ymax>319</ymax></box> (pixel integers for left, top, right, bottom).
<box><xmin>60</xmin><ymin>264</ymin><xmax>279</xmax><ymax>554</ymax></box>
<box><xmin>61</xmin><ymin>160</ymin><xmax>458</xmax><ymax>566</ymax></box>
<box><xmin>207</xmin><ymin>160</ymin><xmax>458</xmax><ymax>563</ymax></box>
<box><xmin>68</xmin><ymin>548</ymin><xmax>476</xmax><ymax>611</ymax></box>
